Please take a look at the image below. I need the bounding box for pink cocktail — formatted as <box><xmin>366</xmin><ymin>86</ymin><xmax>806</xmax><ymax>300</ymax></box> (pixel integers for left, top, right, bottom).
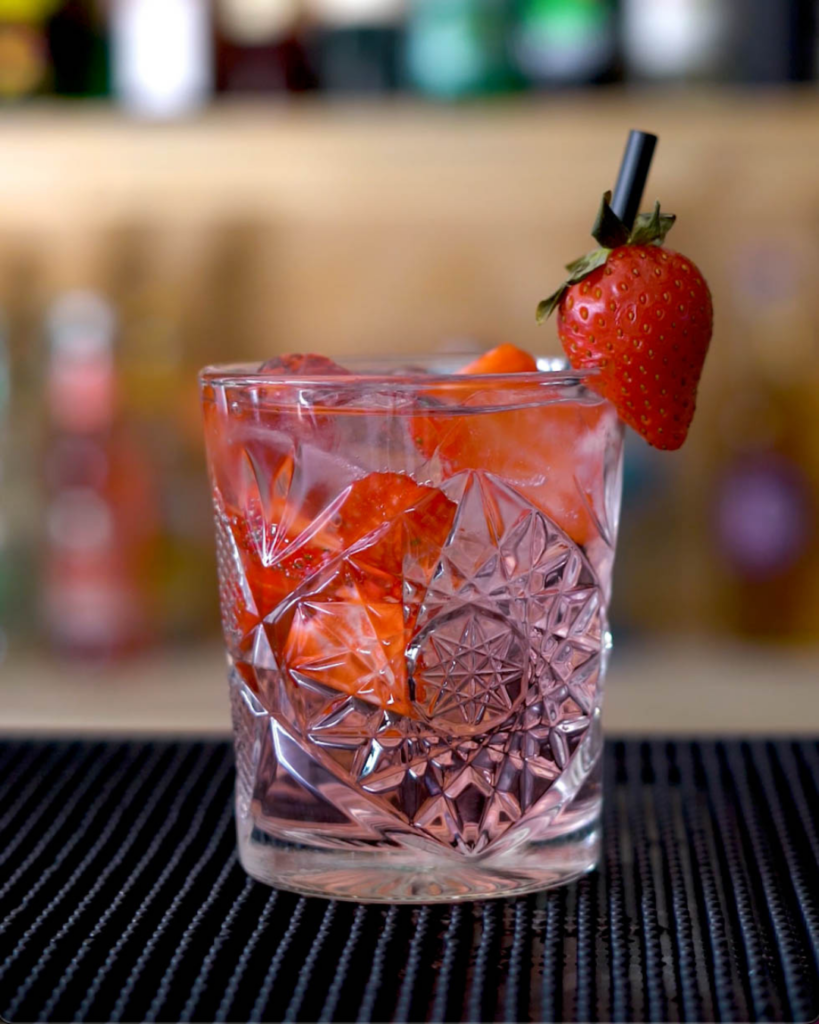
<box><xmin>201</xmin><ymin>355</ymin><xmax>624</xmax><ymax>902</ymax></box>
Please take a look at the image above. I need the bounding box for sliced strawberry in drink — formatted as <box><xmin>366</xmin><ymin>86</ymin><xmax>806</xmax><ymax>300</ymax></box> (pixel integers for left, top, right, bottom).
<box><xmin>256</xmin><ymin>354</ymin><xmax>354</xmax><ymax>445</ymax></box>
<box><xmin>411</xmin><ymin>346</ymin><xmax>537</xmax><ymax>457</ymax></box>
<box><xmin>333</xmin><ymin>472</ymin><xmax>455</xmax><ymax>564</ymax></box>
<box><xmin>412</xmin><ymin>344</ymin><xmax>602</xmax><ymax>545</ymax></box>
<box><xmin>459</xmin><ymin>344</ymin><xmax>538</xmax><ymax>376</ymax></box>
<box><xmin>282</xmin><ymin>566</ymin><xmax>412</xmax><ymax>715</ymax></box>
<box><xmin>246</xmin><ymin>539</ymin><xmax>338</xmax><ymax>619</ymax></box>
<box><xmin>276</xmin><ymin>472</ymin><xmax>457</xmax><ymax>714</ymax></box>
<box><xmin>222</xmin><ymin>467</ymin><xmax>455</xmax><ymax>714</ymax></box>
<box><xmin>259</xmin><ymin>353</ymin><xmax>351</xmax><ymax>376</ymax></box>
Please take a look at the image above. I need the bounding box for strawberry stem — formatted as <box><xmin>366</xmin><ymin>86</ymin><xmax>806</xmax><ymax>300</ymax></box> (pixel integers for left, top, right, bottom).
<box><xmin>591</xmin><ymin>191</ymin><xmax>629</xmax><ymax>249</ymax></box>
<box><xmin>536</xmin><ymin>196</ymin><xmax>676</xmax><ymax>324</ymax></box>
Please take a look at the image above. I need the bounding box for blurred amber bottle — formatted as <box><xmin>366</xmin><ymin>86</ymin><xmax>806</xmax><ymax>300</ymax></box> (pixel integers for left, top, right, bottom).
<box><xmin>43</xmin><ymin>292</ymin><xmax>160</xmax><ymax>658</ymax></box>
<box><xmin>0</xmin><ymin>315</ymin><xmax>10</xmax><ymax>660</ymax></box>
<box><xmin>0</xmin><ymin>0</ymin><xmax>58</xmax><ymax>100</ymax></box>
<box><xmin>110</xmin><ymin>226</ymin><xmax>222</xmax><ymax>643</ymax></box>
<box><xmin>706</xmin><ymin>239</ymin><xmax>819</xmax><ymax>643</ymax></box>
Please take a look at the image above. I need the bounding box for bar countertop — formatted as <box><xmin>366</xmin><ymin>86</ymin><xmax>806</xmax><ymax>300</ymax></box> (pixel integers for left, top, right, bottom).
<box><xmin>2</xmin><ymin>639</ymin><xmax>818</xmax><ymax>737</ymax></box>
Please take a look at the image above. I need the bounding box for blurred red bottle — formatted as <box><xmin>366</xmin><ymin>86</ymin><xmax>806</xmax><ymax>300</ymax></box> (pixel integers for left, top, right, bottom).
<box><xmin>215</xmin><ymin>0</ymin><xmax>317</xmax><ymax>93</ymax></box>
<box><xmin>43</xmin><ymin>291</ymin><xmax>159</xmax><ymax>659</ymax></box>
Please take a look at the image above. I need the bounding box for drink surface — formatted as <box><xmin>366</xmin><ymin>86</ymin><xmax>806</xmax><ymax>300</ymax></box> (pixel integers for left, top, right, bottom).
<box><xmin>202</xmin><ymin>362</ymin><xmax>623</xmax><ymax>863</ymax></box>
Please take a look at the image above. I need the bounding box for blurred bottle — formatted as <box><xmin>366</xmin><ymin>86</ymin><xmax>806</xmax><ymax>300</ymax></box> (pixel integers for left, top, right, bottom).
<box><xmin>110</xmin><ymin>0</ymin><xmax>213</xmax><ymax>117</ymax></box>
<box><xmin>0</xmin><ymin>247</ymin><xmax>42</xmax><ymax>651</ymax></box>
<box><xmin>405</xmin><ymin>0</ymin><xmax>514</xmax><ymax>99</ymax></box>
<box><xmin>707</xmin><ymin>239</ymin><xmax>819</xmax><ymax>642</ymax></box>
<box><xmin>102</xmin><ymin>222</ymin><xmax>221</xmax><ymax>644</ymax></box>
<box><xmin>216</xmin><ymin>0</ymin><xmax>316</xmax><ymax>93</ymax></box>
<box><xmin>511</xmin><ymin>0</ymin><xmax>617</xmax><ymax>88</ymax></box>
<box><xmin>0</xmin><ymin>315</ymin><xmax>10</xmax><ymax>663</ymax></box>
<box><xmin>621</xmin><ymin>0</ymin><xmax>730</xmax><ymax>81</ymax></box>
<box><xmin>305</xmin><ymin>0</ymin><xmax>404</xmax><ymax>93</ymax></box>
<box><xmin>608</xmin><ymin>431</ymin><xmax>678</xmax><ymax>639</ymax></box>
<box><xmin>48</xmin><ymin>0</ymin><xmax>110</xmax><ymax>97</ymax></box>
<box><xmin>733</xmin><ymin>0</ymin><xmax>815</xmax><ymax>83</ymax></box>
<box><xmin>0</xmin><ymin>0</ymin><xmax>56</xmax><ymax>100</ymax></box>
<box><xmin>43</xmin><ymin>292</ymin><xmax>159</xmax><ymax>659</ymax></box>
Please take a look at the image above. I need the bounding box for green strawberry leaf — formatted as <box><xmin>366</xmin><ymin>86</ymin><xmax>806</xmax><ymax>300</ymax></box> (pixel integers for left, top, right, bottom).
<box><xmin>565</xmin><ymin>253</ymin><xmax>590</xmax><ymax>274</ymax></box>
<box><xmin>538</xmin><ymin>248</ymin><xmax>610</xmax><ymax>323</ymax></box>
<box><xmin>537</xmin><ymin>287</ymin><xmax>567</xmax><ymax>323</ymax></box>
<box><xmin>591</xmin><ymin>191</ymin><xmax>630</xmax><ymax>249</ymax></box>
<box><xmin>566</xmin><ymin>248</ymin><xmax>609</xmax><ymax>282</ymax></box>
<box><xmin>629</xmin><ymin>201</ymin><xmax>677</xmax><ymax>246</ymax></box>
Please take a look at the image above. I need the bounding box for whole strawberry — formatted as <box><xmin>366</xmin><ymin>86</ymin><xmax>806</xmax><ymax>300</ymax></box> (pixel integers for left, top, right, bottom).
<box><xmin>538</xmin><ymin>192</ymin><xmax>713</xmax><ymax>450</ymax></box>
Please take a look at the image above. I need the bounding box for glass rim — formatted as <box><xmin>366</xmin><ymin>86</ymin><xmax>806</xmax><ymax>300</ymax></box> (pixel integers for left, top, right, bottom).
<box><xmin>199</xmin><ymin>355</ymin><xmax>601</xmax><ymax>392</ymax></box>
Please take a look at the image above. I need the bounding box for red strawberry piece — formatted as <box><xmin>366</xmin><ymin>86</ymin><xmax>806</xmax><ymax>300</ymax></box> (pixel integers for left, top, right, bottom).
<box><xmin>458</xmin><ymin>344</ymin><xmax>538</xmax><ymax>376</ymax></box>
<box><xmin>273</xmin><ymin>472</ymin><xmax>457</xmax><ymax>714</ymax></box>
<box><xmin>256</xmin><ymin>353</ymin><xmax>353</xmax><ymax>441</ymax></box>
<box><xmin>259</xmin><ymin>353</ymin><xmax>350</xmax><ymax>375</ymax></box>
<box><xmin>538</xmin><ymin>194</ymin><xmax>713</xmax><ymax>450</ymax></box>
<box><xmin>333</xmin><ymin>472</ymin><xmax>457</xmax><ymax>576</ymax></box>
<box><xmin>232</xmin><ymin>472</ymin><xmax>446</xmax><ymax>622</ymax></box>
<box><xmin>411</xmin><ymin>344</ymin><xmax>601</xmax><ymax>544</ymax></box>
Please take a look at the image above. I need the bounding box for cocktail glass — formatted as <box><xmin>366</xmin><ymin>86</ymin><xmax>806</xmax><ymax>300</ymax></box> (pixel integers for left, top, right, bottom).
<box><xmin>201</xmin><ymin>357</ymin><xmax>624</xmax><ymax>902</ymax></box>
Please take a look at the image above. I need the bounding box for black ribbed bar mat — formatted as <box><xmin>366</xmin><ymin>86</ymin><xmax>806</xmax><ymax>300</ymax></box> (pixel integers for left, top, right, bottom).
<box><xmin>1</xmin><ymin>738</ymin><xmax>818</xmax><ymax>1023</ymax></box>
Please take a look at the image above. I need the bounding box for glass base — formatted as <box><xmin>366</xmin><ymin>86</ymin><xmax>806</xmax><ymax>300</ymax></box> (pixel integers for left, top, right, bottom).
<box><xmin>236</xmin><ymin>805</ymin><xmax>601</xmax><ymax>903</ymax></box>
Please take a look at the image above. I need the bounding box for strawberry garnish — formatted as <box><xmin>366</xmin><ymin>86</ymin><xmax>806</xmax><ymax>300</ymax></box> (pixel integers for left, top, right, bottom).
<box><xmin>538</xmin><ymin>192</ymin><xmax>713</xmax><ymax>450</ymax></box>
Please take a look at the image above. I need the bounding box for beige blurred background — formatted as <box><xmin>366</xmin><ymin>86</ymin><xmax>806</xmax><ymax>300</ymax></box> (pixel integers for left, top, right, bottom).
<box><xmin>1</xmin><ymin>1</ymin><xmax>819</xmax><ymax>736</ymax></box>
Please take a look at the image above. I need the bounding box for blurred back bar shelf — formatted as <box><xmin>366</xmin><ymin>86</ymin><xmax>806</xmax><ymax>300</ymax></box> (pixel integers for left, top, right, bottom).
<box><xmin>1</xmin><ymin>90</ymin><xmax>819</xmax><ymax>654</ymax></box>
<box><xmin>2</xmin><ymin>90</ymin><xmax>819</xmax><ymax>230</ymax></box>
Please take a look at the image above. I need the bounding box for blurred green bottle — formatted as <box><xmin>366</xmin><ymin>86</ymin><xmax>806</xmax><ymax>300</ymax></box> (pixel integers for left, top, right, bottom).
<box><xmin>511</xmin><ymin>0</ymin><xmax>617</xmax><ymax>87</ymax></box>
<box><xmin>305</xmin><ymin>0</ymin><xmax>405</xmax><ymax>94</ymax></box>
<box><xmin>47</xmin><ymin>0</ymin><xmax>110</xmax><ymax>97</ymax></box>
<box><xmin>405</xmin><ymin>0</ymin><xmax>515</xmax><ymax>99</ymax></box>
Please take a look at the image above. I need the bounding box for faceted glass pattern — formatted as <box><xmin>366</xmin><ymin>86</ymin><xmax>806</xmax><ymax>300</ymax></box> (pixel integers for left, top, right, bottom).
<box><xmin>202</xmin><ymin>361</ymin><xmax>624</xmax><ymax>901</ymax></box>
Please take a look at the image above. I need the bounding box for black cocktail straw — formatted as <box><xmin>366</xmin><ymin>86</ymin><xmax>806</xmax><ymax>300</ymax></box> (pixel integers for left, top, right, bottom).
<box><xmin>610</xmin><ymin>130</ymin><xmax>658</xmax><ymax>231</ymax></box>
